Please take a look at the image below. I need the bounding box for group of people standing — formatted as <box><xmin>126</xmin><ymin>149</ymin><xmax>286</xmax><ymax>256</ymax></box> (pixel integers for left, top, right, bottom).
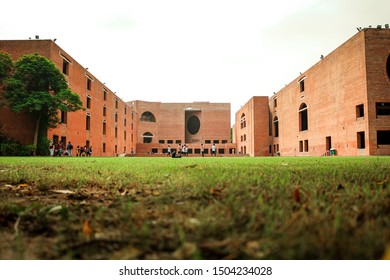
<box><xmin>49</xmin><ymin>141</ymin><xmax>92</xmax><ymax>157</ymax></box>
<box><xmin>168</xmin><ymin>143</ymin><xmax>217</xmax><ymax>158</ymax></box>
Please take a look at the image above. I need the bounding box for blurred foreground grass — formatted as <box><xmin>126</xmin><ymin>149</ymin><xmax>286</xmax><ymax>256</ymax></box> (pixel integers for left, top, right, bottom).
<box><xmin>0</xmin><ymin>156</ymin><xmax>389</xmax><ymax>259</ymax></box>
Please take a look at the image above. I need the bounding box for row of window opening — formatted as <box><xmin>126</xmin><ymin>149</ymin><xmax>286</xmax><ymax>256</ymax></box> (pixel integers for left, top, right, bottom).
<box><xmin>151</xmin><ymin>138</ymin><xmax>228</xmax><ymax>145</ymax></box>
<box><xmin>62</xmin><ymin>58</ymin><xmax>131</xmax><ymax>114</ymax></box>
<box><xmin>149</xmin><ymin>148</ymin><xmax>235</xmax><ymax>155</ymax></box>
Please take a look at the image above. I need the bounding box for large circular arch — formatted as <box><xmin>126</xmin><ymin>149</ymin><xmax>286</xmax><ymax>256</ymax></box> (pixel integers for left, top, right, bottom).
<box><xmin>187</xmin><ymin>115</ymin><xmax>200</xmax><ymax>135</ymax></box>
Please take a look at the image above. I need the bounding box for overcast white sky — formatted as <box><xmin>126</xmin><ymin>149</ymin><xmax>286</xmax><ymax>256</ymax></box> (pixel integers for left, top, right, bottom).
<box><xmin>1</xmin><ymin>0</ymin><xmax>389</xmax><ymax>123</ymax></box>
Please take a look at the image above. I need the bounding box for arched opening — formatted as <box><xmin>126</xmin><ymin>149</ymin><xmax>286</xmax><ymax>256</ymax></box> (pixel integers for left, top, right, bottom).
<box><xmin>187</xmin><ymin>115</ymin><xmax>200</xmax><ymax>135</ymax></box>
<box><xmin>143</xmin><ymin>132</ymin><xmax>153</xmax><ymax>143</ymax></box>
<box><xmin>140</xmin><ymin>111</ymin><xmax>156</xmax><ymax>122</ymax></box>
<box><xmin>386</xmin><ymin>55</ymin><xmax>390</xmax><ymax>80</ymax></box>
<box><xmin>299</xmin><ymin>103</ymin><xmax>308</xmax><ymax>131</ymax></box>
<box><xmin>273</xmin><ymin>116</ymin><xmax>279</xmax><ymax>137</ymax></box>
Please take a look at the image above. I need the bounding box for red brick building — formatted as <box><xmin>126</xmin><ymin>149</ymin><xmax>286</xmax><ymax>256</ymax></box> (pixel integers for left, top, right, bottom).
<box><xmin>131</xmin><ymin>100</ymin><xmax>235</xmax><ymax>155</ymax></box>
<box><xmin>234</xmin><ymin>97</ymin><xmax>270</xmax><ymax>156</ymax></box>
<box><xmin>1</xmin><ymin>28</ymin><xmax>389</xmax><ymax>157</ymax></box>
<box><xmin>272</xmin><ymin>28</ymin><xmax>390</xmax><ymax>156</ymax></box>
<box><xmin>0</xmin><ymin>39</ymin><xmax>136</xmax><ymax>156</ymax></box>
<box><xmin>236</xmin><ymin>28</ymin><xmax>390</xmax><ymax>156</ymax></box>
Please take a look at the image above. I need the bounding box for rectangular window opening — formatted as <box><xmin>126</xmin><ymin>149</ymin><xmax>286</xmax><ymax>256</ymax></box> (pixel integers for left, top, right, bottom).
<box><xmin>87</xmin><ymin>78</ymin><xmax>92</xmax><ymax>91</ymax></box>
<box><xmin>61</xmin><ymin>110</ymin><xmax>67</xmax><ymax>124</ymax></box>
<box><xmin>86</xmin><ymin>114</ymin><xmax>91</xmax><ymax>131</ymax></box>
<box><xmin>299</xmin><ymin>109</ymin><xmax>308</xmax><ymax>131</ymax></box>
<box><xmin>377</xmin><ymin>131</ymin><xmax>390</xmax><ymax>145</ymax></box>
<box><xmin>376</xmin><ymin>102</ymin><xmax>390</xmax><ymax>117</ymax></box>
<box><xmin>300</xmin><ymin>80</ymin><xmax>305</xmax><ymax>92</ymax></box>
<box><xmin>356</xmin><ymin>104</ymin><xmax>364</xmax><ymax>118</ymax></box>
<box><xmin>326</xmin><ymin>136</ymin><xmax>332</xmax><ymax>151</ymax></box>
<box><xmin>103</xmin><ymin>122</ymin><xmax>106</xmax><ymax>135</ymax></box>
<box><xmin>357</xmin><ymin>131</ymin><xmax>365</xmax><ymax>149</ymax></box>
<box><xmin>62</xmin><ymin>59</ymin><xmax>69</xmax><ymax>75</ymax></box>
<box><xmin>86</xmin><ymin>96</ymin><xmax>91</xmax><ymax>109</ymax></box>
<box><xmin>274</xmin><ymin>120</ymin><xmax>279</xmax><ymax>137</ymax></box>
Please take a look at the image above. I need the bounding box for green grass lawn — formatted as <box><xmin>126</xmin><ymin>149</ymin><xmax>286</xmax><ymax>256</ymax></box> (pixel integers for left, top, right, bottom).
<box><xmin>0</xmin><ymin>156</ymin><xmax>389</xmax><ymax>259</ymax></box>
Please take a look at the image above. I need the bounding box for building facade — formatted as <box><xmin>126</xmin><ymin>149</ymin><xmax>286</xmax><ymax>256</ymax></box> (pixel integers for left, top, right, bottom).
<box><xmin>264</xmin><ymin>28</ymin><xmax>390</xmax><ymax>156</ymax></box>
<box><xmin>131</xmin><ymin>100</ymin><xmax>236</xmax><ymax>156</ymax></box>
<box><xmin>234</xmin><ymin>97</ymin><xmax>270</xmax><ymax>156</ymax></box>
<box><xmin>1</xmin><ymin>28</ymin><xmax>389</xmax><ymax>157</ymax></box>
<box><xmin>0</xmin><ymin>39</ymin><xmax>136</xmax><ymax>156</ymax></box>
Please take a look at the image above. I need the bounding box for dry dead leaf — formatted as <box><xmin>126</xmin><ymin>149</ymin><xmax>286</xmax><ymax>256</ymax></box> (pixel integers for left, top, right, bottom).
<box><xmin>210</xmin><ymin>188</ymin><xmax>223</xmax><ymax>196</ymax></box>
<box><xmin>47</xmin><ymin>205</ymin><xmax>63</xmax><ymax>214</ymax></box>
<box><xmin>172</xmin><ymin>242</ymin><xmax>197</xmax><ymax>259</ymax></box>
<box><xmin>188</xmin><ymin>218</ymin><xmax>201</xmax><ymax>225</ymax></box>
<box><xmin>119</xmin><ymin>189</ymin><xmax>128</xmax><ymax>196</ymax></box>
<box><xmin>200</xmin><ymin>238</ymin><xmax>231</xmax><ymax>249</ymax></box>
<box><xmin>110</xmin><ymin>245</ymin><xmax>141</xmax><ymax>260</ymax></box>
<box><xmin>82</xmin><ymin>220</ymin><xmax>93</xmax><ymax>238</ymax></box>
<box><xmin>376</xmin><ymin>180</ymin><xmax>387</xmax><ymax>185</ymax></box>
<box><xmin>382</xmin><ymin>244</ymin><xmax>390</xmax><ymax>260</ymax></box>
<box><xmin>152</xmin><ymin>190</ymin><xmax>160</xmax><ymax>196</ymax></box>
<box><xmin>294</xmin><ymin>186</ymin><xmax>301</xmax><ymax>203</ymax></box>
<box><xmin>51</xmin><ymin>190</ymin><xmax>76</xmax><ymax>195</ymax></box>
<box><xmin>244</xmin><ymin>240</ymin><xmax>269</xmax><ymax>259</ymax></box>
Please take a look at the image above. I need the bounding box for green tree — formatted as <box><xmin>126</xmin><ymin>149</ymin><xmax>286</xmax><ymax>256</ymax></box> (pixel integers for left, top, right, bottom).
<box><xmin>2</xmin><ymin>53</ymin><xmax>84</xmax><ymax>155</ymax></box>
<box><xmin>0</xmin><ymin>52</ymin><xmax>13</xmax><ymax>84</ymax></box>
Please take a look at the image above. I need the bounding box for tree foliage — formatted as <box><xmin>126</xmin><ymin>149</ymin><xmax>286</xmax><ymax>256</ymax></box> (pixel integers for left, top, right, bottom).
<box><xmin>0</xmin><ymin>52</ymin><xmax>13</xmax><ymax>84</ymax></box>
<box><xmin>1</xmin><ymin>52</ymin><xmax>84</xmax><ymax>153</ymax></box>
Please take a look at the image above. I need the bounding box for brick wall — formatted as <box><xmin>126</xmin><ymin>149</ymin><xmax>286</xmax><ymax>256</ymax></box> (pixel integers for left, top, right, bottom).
<box><xmin>0</xmin><ymin>40</ymin><xmax>133</xmax><ymax>156</ymax></box>
<box><xmin>269</xmin><ymin>28</ymin><xmax>390</xmax><ymax>156</ymax></box>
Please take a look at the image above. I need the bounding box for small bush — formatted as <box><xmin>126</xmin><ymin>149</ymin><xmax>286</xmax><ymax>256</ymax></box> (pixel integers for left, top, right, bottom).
<box><xmin>0</xmin><ymin>136</ymin><xmax>36</xmax><ymax>156</ymax></box>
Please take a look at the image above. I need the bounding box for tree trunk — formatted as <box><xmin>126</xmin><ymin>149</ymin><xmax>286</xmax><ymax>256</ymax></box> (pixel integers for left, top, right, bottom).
<box><xmin>33</xmin><ymin>112</ymin><xmax>42</xmax><ymax>156</ymax></box>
